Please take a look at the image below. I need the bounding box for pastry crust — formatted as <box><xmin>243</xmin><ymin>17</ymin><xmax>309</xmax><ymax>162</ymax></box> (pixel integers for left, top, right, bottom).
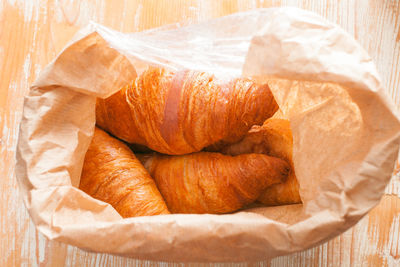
<box><xmin>138</xmin><ymin>152</ymin><xmax>289</xmax><ymax>214</ymax></box>
<box><xmin>96</xmin><ymin>67</ymin><xmax>278</xmax><ymax>155</ymax></box>
<box><xmin>79</xmin><ymin>127</ymin><xmax>170</xmax><ymax>217</ymax></box>
<box><xmin>219</xmin><ymin>119</ymin><xmax>301</xmax><ymax>206</ymax></box>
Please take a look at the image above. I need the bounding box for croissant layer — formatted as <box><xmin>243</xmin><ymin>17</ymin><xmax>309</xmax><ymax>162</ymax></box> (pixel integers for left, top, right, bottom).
<box><xmin>219</xmin><ymin>118</ymin><xmax>301</xmax><ymax>206</ymax></box>
<box><xmin>96</xmin><ymin>67</ymin><xmax>278</xmax><ymax>155</ymax></box>
<box><xmin>138</xmin><ymin>152</ymin><xmax>289</xmax><ymax>214</ymax></box>
<box><xmin>79</xmin><ymin>127</ymin><xmax>170</xmax><ymax>217</ymax></box>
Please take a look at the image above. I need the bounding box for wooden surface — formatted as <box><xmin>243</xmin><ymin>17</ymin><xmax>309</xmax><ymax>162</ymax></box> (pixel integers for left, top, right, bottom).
<box><xmin>1</xmin><ymin>0</ymin><xmax>399</xmax><ymax>266</ymax></box>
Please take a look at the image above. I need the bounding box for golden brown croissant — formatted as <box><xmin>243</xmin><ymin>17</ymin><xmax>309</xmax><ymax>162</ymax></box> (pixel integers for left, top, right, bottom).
<box><xmin>137</xmin><ymin>152</ymin><xmax>290</xmax><ymax>214</ymax></box>
<box><xmin>96</xmin><ymin>67</ymin><xmax>278</xmax><ymax>155</ymax></box>
<box><xmin>219</xmin><ymin>118</ymin><xmax>301</xmax><ymax>206</ymax></box>
<box><xmin>79</xmin><ymin>127</ymin><xmax>170</xmax><ymax>217</ymax></box>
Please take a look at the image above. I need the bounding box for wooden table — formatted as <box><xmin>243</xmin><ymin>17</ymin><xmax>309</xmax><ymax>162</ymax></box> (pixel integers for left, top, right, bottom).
<box><xmin>1</xmin><ymin>0</ymin><xmax>399</xmax><ymax>266</ymax></box>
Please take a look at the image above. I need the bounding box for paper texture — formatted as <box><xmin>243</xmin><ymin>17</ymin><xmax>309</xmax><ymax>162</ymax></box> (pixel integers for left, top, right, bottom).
<box><xmin>16</xmin><ymin>8</ymin><xmax>400</xmax><ymax>262</ymax></box>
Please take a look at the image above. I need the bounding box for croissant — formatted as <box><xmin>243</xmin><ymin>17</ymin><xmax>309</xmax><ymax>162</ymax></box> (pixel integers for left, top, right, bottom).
<box><xmin>219</xmin><ymin>118</ymin><xmax>301</xmax><ymax>206</ymax></box>
<box><xmin>137</xmin><ymin>152</ymin><xmax>290</xmax><ymax>214</ymax></box>
<box><xmin>96</xmin><ymin>67</ymin><xmax>278</xmax><ymax>155</ymax></box>
<box><xmin>79</xmin><ymin>127</ymin><xmax>170</xmax><ymax>217</ymax></box>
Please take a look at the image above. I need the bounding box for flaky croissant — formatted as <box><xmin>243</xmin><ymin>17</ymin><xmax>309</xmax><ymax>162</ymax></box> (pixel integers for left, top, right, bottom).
<box><xmin>79</xmin><ymin>127</ymin><xmax>170</xmax><ymax>217</ymax></box>
<box><xmin>219</xmin><ymin>118</ymin><xmax>301</xmax><ymax>206</ymax></box>
<box><xmin>96</xmin><ymin>67</ymin><xmax>278</xmax><ymax>155</ymax></box>
<box><xmin>137</xmin><ymin>152</ymin><xmax>289</xmax><ymax>214</ymax></box>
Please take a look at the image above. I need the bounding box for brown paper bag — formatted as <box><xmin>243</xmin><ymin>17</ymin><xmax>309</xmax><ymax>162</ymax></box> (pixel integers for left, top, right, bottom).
<box><xmin>15</xmin><ymin>8</ymin><xmax>400</xmax><ymax>262</ymax></box>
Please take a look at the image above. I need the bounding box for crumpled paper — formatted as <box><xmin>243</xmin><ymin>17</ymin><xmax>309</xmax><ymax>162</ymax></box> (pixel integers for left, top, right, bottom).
<box><xmin>15</xmin><ymin>8</ymin><xmax>400</xmax><ymax>262</ymax></box>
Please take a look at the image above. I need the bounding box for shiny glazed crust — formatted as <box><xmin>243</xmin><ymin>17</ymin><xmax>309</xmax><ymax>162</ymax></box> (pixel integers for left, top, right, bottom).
<box><xmin>220</xmin><ymin>118</ymin><xmax>301</xmax><ymax>206</ymax></box>
<box><xmin>96</xmin><ymin>67</ymin><xmax>278</xmax><ymax>155</ymax></box>
<box><xmin>139</xmin><ymin>152</ymin><xmax>289</xmax><ymax>214</ymax></box>
<box><xmin>79</xmin><ymin>127</ymin><xmax>170</xmax><ymax>217</ymax></box>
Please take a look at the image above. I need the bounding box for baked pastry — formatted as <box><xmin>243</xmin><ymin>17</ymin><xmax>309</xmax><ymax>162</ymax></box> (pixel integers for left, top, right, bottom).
<box><xmin>219</xmin><ymin>118</ymin><xmax>301</xmax><ymax>205</ymax></box>
<box><xmin>79</xmin><ymin>127</ymin><xmax>170</xmax><ymax>217</ymax></box>
<box><xmin>96</xmin><ymin>67</ymin><xmax>278</xmax><ymax>155</ymax></box>
<box><xmin>137</xmin><ymin>152</ymin><xmax>290</xmax><ymax>214</ymax></box>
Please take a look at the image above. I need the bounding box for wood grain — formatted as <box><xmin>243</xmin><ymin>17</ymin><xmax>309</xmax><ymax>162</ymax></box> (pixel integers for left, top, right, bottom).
<box><xmin>1</xmin><ymin>0</ymin><xmax>399</xmax><ymax>266</ymax></box>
